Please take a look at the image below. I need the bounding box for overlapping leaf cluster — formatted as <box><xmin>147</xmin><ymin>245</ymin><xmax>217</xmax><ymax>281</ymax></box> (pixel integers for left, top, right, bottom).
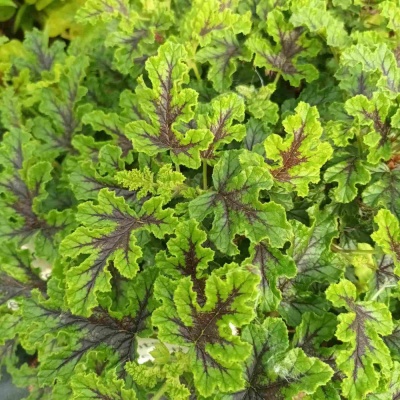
<box><xmin>1</xmin><ymin>0</ymin><xmax>400</xmax><ymax>399</ymax></box>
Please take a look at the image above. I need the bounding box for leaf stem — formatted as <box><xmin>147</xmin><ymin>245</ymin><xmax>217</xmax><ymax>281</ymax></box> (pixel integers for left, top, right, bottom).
<box><xmin>331</xmin><ymin>243</ymin><xmax>376</xmax><ymax>254</ymax></box>
<box><xmin>152</xmin><ymin>381</ymin><xmax>168</xmax><ymax>400</ymax></box>
<box><xmin>263</xmin><ymin>71</ymin><xmax>281</xmax><ymax>102</ymax></box>
<box><xmin>370</xmin><ymin>283</ymin><xmax>397</xmax><ymax>301</ymax></box>
<box><xmin>191</xmin><ymin>61</ymin><xmax>201</xmax><ymax>81</ymax></box>
<box><xmin>203</xmin><ymin>161</ymin><xmax>208</xmax><ymax>190</ymax></box>
<box><xmin>355</xmin><ymin>129</ymin><xmax>364</xmax><ymax>156</ymax></box>
<box><xmin>189</xmin><ymin>40</ymin><xmax>201</xmax><ymax>81</ymax></box>
<box><xmin>272</xmin><ymin>71</ymin><xmax>281</xmax><ymax>86</ymax></box>
<box><xmin>175</xmin><ymin>163</ymin><xmax>180</xmax><ymax>172</ymax></box>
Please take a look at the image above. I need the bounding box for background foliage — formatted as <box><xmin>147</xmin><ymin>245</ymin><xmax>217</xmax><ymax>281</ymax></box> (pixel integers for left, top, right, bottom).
<box><xmin>1</xmin><ymin>0</ymin><xmax>400</xmax><ymax>399</ymax></box>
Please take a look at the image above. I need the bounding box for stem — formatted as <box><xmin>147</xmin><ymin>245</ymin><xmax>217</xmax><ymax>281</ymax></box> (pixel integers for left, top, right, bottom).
<box><xmin>191</xmin><ymin>61</ymin><xmax>201</xmax><ymax>81</ymax></box>
<box><xmin>330</xmin><ymin>46</ymin><xmax>339</xmax><ymax>63</ymax></box>
<box><xmin>263</xmin><ymin>72</ymin><xmax>281</xmax><ymax>101</ymax></box>
<box><xmin>175</xmin><ymin>163</ymin><xmax>180</xmax><ymax>172</ymax></box>
<box><xmin>189</xmin><ymin>40</ymin><xmax>201</xmax><ymax>81</ymax></box>
<box><xmin>355</xmin><ymin>128</ymin><xmax>364</xmax><ymax>156</ymax></box>
<box><xmin>331</xmin><ymin>243</ymin><xmax>376</xmax><ymax>254</ymax></box>
<box><xmin>202</xmin><ymin>161</ymin><xmax>208</xmax><ymax>190</ymax></box>
<box><xmin>152</xmin><ymin>382</ymin><xmax>168</xmax><ymax>400</ymax></box>
<box><xmin>272</xmin><ymin>71</ymin><xmax>281</xmax><ymax>86</ymax></box>
<box><xmin>370</xmin><ymin>283</ymin><xmax>397</xmax><ymax>301</ymax></box>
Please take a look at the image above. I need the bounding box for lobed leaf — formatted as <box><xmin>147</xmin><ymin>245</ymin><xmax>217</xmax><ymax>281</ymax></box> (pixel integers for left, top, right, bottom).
<box><xmin>247</xmin><ymin>9</ymin><xmax>320</xmax><ymax>86</ymax></box>
<box><xmin>326</xmin><ymin>280</ymin><xmax>394</xmax><ymax>398</ymax></box>
<box><xmin>61</xmin><ymin>189</ymin><xmax>176</xmax><ymax>316</ymax></box>
<box><xmin>153</xmin><ymin>268</ymin><xmax>260</xmax><ymax>397</ymax></box>
<box><xmin>125</xmin><ymin>41</ymin><xmax>213</xmax><ymax>169</ymax></box>
<box><xmin>371</xmin><ymin>209</ymin><xmax>400</xmax><ymax>274</ymax></box>
<box><xmin>189</xmin><ymin>150</ymin><xmax>290</xmax><ymax>255</ymax></box>
<box><xmin>265</xmin><ymin>102</ymin><xmax>333</xmax><ymax>196</ymax></box>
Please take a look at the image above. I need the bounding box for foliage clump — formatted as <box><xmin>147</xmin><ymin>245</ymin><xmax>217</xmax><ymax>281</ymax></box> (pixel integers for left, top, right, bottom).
<box><xmin>1</xmin><ymin>1</ymin><xmax>400</xmax><ymax>399</ymax></box>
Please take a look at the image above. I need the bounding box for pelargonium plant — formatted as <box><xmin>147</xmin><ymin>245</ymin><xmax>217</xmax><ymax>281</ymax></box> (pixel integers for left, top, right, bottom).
<box><xmin>1</xmin><ymin>0</ymin><xmax>400</xmax><ymax>399</ymax></box>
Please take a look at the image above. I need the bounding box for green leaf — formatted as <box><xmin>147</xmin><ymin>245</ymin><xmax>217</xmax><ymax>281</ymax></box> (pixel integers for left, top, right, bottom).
<box><xmin>364</xmin><ymin>254</ymin><xmax>399</xmax><ymax>304</ymax></box>
<box><xmin>242</xmin><ymin>118</ymin><xmax>271</xmax><ymax>154</ymax></box>
<box><xmin>197</xmin><ymin>92</ymin><xmax>246</xmax><ymax>161</ymax></box>
<box><xmin>278</xmin><ymin>280</ymin><xmax>331</xmax><ymax>327</ymax></box>
<box><xmin>367</xmin><ymin>361</ymin><xmax>400</xmax><ymax>399</ymax></box>
<box><xmin>324</xmin><ymin>105</ymin><xmax>358</xmax><ymax>148</ymax></box>
<box><xmin>116</xmin><ymin>163</ymin><xmax>185</xmax><ymax>203</ymax></box>
<box><xmin>235</xmin><ymin>317</ymin><xmax>333</xmax><ymax>398</ymax></box>
<box><xmin>0</xmin><ymin>313</ymin><xmax>21</xmax><ymax>378</ymax></box>
<box><xmin>345</xmin><ymin>93</ymin><xmax>393</xmax><ymax>164</ymax></box>
<box><xmin>0</xmin><ymin>7</ymin><xmax>15</xmax><ymax>22</ymax></box>
<box><xmin>371</xmin><ymin>209</ymin><xmax>400</xmax><ymax>274</ymax></box>
<box><xmin>125</xmin><ymin>341</ymin><xmax>190</xmax><ymax>399</ymax></box>
<box><xmin>153</xmin><ymin>268</ymin><xmax>260</xmax><ymax>397</ymax></box>
<box><xmin>243</xmin><ymin>241</ymin><xmax>296</xmax><ymax>312</ymax></box>
<box><xmin>308</xmin><ymin>382</ymin><xmax>341</xmax><ymax>400</ymax></box>
<box><xmin>281</xmin><ymin>74</ymin><xmax>343</xmax><ymax>121</ymax></box>
<box><xmin>247</xmin><ymin>9</ymin><xmax>320</xmax><ymax>86</ymax></box>
<box><xmin>0</xmin><ymin>110</ymin><xmax>73</xmax><ymax>259</ymax></box>
<box><xmin>155</xmin><ymin>219</ymin><xmax>214</xmax><ymax>306</ymax></box>
<box><xmin>22</xmin><ymin>268</ymin><xmax>158</xmax><ymax>384</ymax></box>
<box><xmin>76</xmin><ymin>0</ymin><xmax>129</xmax><ymax>23</ymax></box>
<box><xmin>274</xmin><ymin>348</ymin><xmax>334</xmax><ymax>399</ymax></box>
<box><xmin>265</xmin><ymin>102</ymin><xmax>333</xmax><ymax>196</ymax></box>
<box><xmin>290</xmin><ymin>0</ymin><xmax>350</xmax><ymax>48</ymax></box>
<box><xmin>363</xmin><ymin>164</ymin><xmax>400</xmax><ymax>219</ymax></box>
<box><xmin>335</xmin><ymin>63</ymin><xmax>381</xmax><ymax>99</ymax></box>
<box><xmin>196</xmin><ymin>31</ymin><xmax>252</xmax><ymax>93</ymax></box>
<box><xmin>340</xmin><ymin>43</ymin><xmax>400</xmax><ymax>96</ymax></box>
<box><xmin>71</xmin><ymin>364</ymin><xmax>138</xmax><ymax>399</ymax></box>
<box><xmin>181</xmin><ymin>0</ymin><xmax>252</xmax><ymax>46</ymax></box>
<box><xmin>0</xmin><ymin>244</ymin><xmax>46</xmax><ymax>305</ymax></box>
<box><xmin>272</xmin><ymin>207</ymin><xmax>343</xmax><ymax>325</ymax></box>
<box><xmin>13</xmin><ymin>28</ymin><xmax>65</xmax><ymax>79</ymax></box>
<box><xmin>106</xmin><ymin>8</ymin><xmax>173</xmax><ymax>76</ymax></box>
<box><xmin>189</xmin><ymin>150</ymin><xmax>290</xmax><ymax>255</ymax></box>
<box><xmin>68</xmin><ymin>144</ymin><xmax>138</xmax><ymax>204</ymax></box>
<box><xmin>60</xmin><ymin>189</ymin><xmax>176</xmax><ymax>316</ymax></box>
<box><xmin>32</xmin><ymin>55</ymin><xmax>90</xmax><ymax>155</ymax></box>
<box><xmin>325</xmin><ymin>151</ymin><xmax>371</xmax><ymax>203</ymax></box>
<box><xmin>385</xmin><ymin>321</ymin><xmax>400</xmax><ymax>361</ymax></box>
<box><xmin>126</xmin><ymin>358</ymin><xmax>190</xmax><ymax>399</ymax></box>
<box><xmin>82</xmin><ymin>110</ymin><xmax>133</xmax><ymax>160</ymax></box>
<box><xmin>293</xmin><ymin>312</ymin><xmax>337</xmax><ymax>358</ymax></box>
<box><xmin>125</xmin><ymin>41</ymin><xmax>213</xmax><ymax>169</ymax></box>
<box><xmin>236</xmin><ymin>85</ymin><xmax>279</xmax><ymax>124</ymax></box>
<box><xmin>326</xmin><ymin>279</ymin><xmax>394</xmax><ymax>399</ymax></box>
<box><xmin>3</xmin><ymin>0</ymin><xmax>400</xmax><ymax>397</ymax></box>
<box><xmin>251</xmin><ymin>0</ymin><xmax>290</xmax><ymax>25</ymax></box>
